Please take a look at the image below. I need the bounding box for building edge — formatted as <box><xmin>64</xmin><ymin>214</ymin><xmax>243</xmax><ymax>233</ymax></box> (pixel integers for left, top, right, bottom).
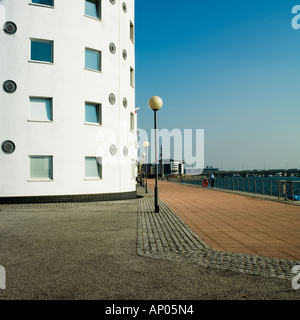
<box><xmin>0</xmin><ymin>190</ymin><xmax>137</xmax><ymax>205</ymax></box>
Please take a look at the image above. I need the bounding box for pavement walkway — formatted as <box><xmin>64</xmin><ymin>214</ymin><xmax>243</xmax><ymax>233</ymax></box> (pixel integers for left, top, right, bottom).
<box><xmin>147</xmin><ymin>180</ymin><xmax>300</xmax><ymax>261</ymax></box>
<box><xmin>0</xmin><ymin>187</ymin><xmax>299</xmax><ymax>300</ymax></box>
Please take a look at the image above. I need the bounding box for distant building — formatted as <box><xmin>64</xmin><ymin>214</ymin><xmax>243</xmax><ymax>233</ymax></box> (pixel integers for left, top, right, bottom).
<box><xmin>159</xmin><ymin>159</ymin><xmax>184</xmax><ymax>176</ymax></box>
<box><xmin>202</xmin><ymin>166</ymin><xmax>219</xmax><ymax>174</ymax></box>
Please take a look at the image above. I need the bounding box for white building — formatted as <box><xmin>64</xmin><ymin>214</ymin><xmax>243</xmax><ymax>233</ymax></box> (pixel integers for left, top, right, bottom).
<box><xmin>170</xmin><ymin>160</ymin><xmax>184</xmax><ymax>175</ymax></box>
<box><xmin>0</xmin><ymin>0</ymin><xmax>137</xmax><ymax>203</ymax></box>
<box><xmin>158</xmin><ymin>159</ymin><xmax>184</xmax><ymax>176</ymax></box>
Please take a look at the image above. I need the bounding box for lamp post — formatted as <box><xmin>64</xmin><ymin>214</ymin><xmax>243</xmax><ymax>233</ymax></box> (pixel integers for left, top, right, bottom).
<box><xmin>148</xmin><ymin>96</ymin><xmax>163</xmax><ymax>213</ymax></box>
<box><xmin>143</xmin><ymin>141</ymin><xmax>149</xmax><ymax>193</ymax></box>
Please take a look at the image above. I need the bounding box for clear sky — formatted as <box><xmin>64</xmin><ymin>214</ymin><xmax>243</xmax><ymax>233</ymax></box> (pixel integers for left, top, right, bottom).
<box><xmin>135</xmin><ymin>0</ymin><xmax>300</xmax><ymax>171</ymax></box>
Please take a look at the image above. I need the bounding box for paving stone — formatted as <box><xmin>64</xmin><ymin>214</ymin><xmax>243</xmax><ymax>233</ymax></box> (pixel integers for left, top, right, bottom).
<box><xmin>137</xmin><ymin>190</ymin><xmax>300</xmax><ymax>280</ymax></box>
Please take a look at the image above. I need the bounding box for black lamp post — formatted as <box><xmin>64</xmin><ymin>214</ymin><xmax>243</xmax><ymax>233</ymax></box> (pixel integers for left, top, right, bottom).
<box><xmin>148</xmin><ymin>96</ymin><xmax>163</xmax><ymax>213</ymax></box>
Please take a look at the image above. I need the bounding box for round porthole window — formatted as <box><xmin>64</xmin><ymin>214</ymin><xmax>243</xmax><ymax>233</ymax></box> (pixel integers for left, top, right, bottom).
<box><xmin>122</xmin><ymin>2</ymin><xmax>127</xmax><ymax>12</ymax></box>
<box><xmin>122</xmin><ymin>49</ymin><xmax>127</xmax><ymax>60</ymax></box>
<box><xmin>110</xmin><ymin>144</ymin><xmax>117</xmax><ymax>156</ymax></box>
<box><xmin>110</xmin><ymin>0</ymin><xmax>116</xmax><ymax>4</ymax></box>
<box><xmin>109</xmin><ymin>93</ymin><xmax>116</xmax><ymax>105</ymax></box>
<box><xmin>3</xmin><ymin>80</ymin><xmax>17</xmax><ymax>94</ymax></box>
<box><xmin>109</xmin><ymin>42</ymin><xmax>116</xmax><ymax>54</ymax></box>
<box><xmin>3</xmin><ymin>21</ymin><xmax>17</xmax><ymax>35</ymax></box>
<box><xmin>123</xmin><ymin>146</ymin><xmax>128</xmax><ymax>157</ymax></box>
<box><xmin>1</xmin><ymin>141</ymin><xmax>15</xmax><ymax>154</ymax></box>
<box><xmin>123</xmin><ymin>97</ymin><xmax>128</xmax><ymax>108</ymax></box>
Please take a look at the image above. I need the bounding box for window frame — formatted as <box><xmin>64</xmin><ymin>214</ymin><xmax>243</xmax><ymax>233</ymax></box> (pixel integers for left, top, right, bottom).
<box><xmin>84</xmin><ymin>102</ymin><xmax>102</xmax><ymax>126</ymax></box>
<box><xmin>130</xmin><ymin>21</ymin><xmax>134</xmax><ymax>43</ymax></box>
<box><xmin>130</xmin><ymin>112</ymin><xmax>135</xmax><ymax>132</ymax></box>
<box><xmin>30</xmin><ymin>38</ymin><xmax>54</xmax><ymax>64</ymax></box>
<box><xmin>29</xmin><ymin>0</ymin><xmax>54</xmax><ymax>8</ymax></box>
<box><xmin>28</xmin><ymin>97</ymin><xmax>53</xmax><ymax>123</ymax></box>
<box><xmin>85</xmin><ymin>48</ymin><xmax>102</xmax><ymax>72</ymax></box>
<box><xmin>28</xmin><ymin>155</ymin><xmax>53</xmax><ymax>182</ymax></box>
<box><xmin>85</xmin><ymin>0</ymin><xmax>101</xmax><ymax>21</ymax></box>
<box><xmin>85</xmin><ymin>157</ymin><xmax>102</xmax><ymax>180</ymax></box>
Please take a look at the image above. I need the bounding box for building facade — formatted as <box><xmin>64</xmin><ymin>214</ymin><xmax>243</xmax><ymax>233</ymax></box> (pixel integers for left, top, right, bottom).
<box><xmin>0</xmin><ymin>0</ymin><xmax>137</xmax><ymax>203</ymax></box>
<box><xmin>158</xmin><ymin>159</ymin><xmax>184</xmax><ymax>176</ymax></box>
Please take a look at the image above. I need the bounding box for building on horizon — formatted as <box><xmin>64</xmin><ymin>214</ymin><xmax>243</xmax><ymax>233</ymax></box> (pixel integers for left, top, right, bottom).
<box><xmin>158</xmin><ymin>159</ymin><xmax>184</xmax><ymax>176</ymax></box>
<box><xmin>202</xmin><ymin>166</ymin><xmax>219</xmax><ymax>174</ymax></box>
<box><xmin>184</xmin><ymin>165</ymin><xmax>219</xmax><ymax>176</ymax></box>
<box><xmin>0</xmin><ymin>0</ymin><xmax>137</xmax><ymax>203</ymax></box>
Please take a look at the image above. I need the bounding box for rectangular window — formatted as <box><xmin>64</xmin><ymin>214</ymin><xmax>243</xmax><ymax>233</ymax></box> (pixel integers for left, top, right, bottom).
<box><xmin>31</xmin><ymin>0</ymin><xmax>54</xmax><ymax>6</ymax></box>
<box><xmin>130</xmin><ymin>67</ymin><xmax>135</xmax><ymax>87</ymax></box>
<box><xmin>85</xmin><ymin>48</ymin><xmax>101</xmax><ymax>72</ymax></box>
<box><xmin>85</xmin><ymin>0</ymin><xmax>101</xmax><ymax>20</ymax></box>
<box><xmin>85</xmin><ymin>157</ymin><xmax>102</xmax><ymax>179</ymax></box>
<box><xmin>29</xmin><ymin>97</ymin><xmax>52</xmax><ymax>122</ymax></box>
<box><xmin>130</xmin><ymin>112</ymin><xmax>134</xmax><ymax>132</ymax></box>
<box><xmin>85</xmin><ymin>102</ymin><xmax>101</xmax><ymax>125</ymax></box>
<box><xmin>29</xmin><ymin>156</ymin><xmax>53</xmax><ymax>180</ymax></box>
<box><xmin>30</xmin><ymin>39</ymin><xmax>53</xmax><ymax>63</ymax></box>
<box><xmin>130</xmin><ymin>21</ymin><xmax>134</xmax><ymax>43</ymax></box>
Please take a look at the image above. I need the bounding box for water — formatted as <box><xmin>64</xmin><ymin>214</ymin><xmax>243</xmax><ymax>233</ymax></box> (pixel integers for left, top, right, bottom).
<box><xmin>183</xmin><ymin>177</ymin><xmax>300</xmax><ymax>200</ymax></box>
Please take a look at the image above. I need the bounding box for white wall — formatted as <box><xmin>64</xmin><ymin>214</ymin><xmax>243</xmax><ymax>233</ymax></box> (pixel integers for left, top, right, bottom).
<box><xmin>0</xmin><ymin>0</ymin><xmax>136</xmax><ymax>197</ymax></box>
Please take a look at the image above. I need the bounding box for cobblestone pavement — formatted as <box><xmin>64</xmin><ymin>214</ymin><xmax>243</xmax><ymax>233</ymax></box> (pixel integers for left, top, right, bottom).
<box><xmin>137</xmin><ymin>190</ymin><xmax>300</xmax><ymax>280</ymax></box>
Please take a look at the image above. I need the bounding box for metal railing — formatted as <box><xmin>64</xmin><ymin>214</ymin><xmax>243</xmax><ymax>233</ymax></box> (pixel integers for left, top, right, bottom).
<box><xmin>214</xmin><ymin>178</ymin><xmax>300</xmax><ymax>202</ymax></box>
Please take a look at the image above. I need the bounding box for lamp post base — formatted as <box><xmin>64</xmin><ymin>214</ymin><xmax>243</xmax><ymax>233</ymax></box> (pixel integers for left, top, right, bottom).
<box><xmin>155</xmin><ymin>186</ymin><xmax>159</xmax><ymax>213</ymax></box>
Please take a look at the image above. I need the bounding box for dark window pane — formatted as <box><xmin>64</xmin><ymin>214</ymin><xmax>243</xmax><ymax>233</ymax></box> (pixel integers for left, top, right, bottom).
<box><xmin>32</xmin><ymin>0</ymin><xmax>54</xmax><ymax>6</ymax></box>
<box><xmin>31</xmin><ymin>40</ymin><xmax>53</xmax><ymax>63</ymax></box>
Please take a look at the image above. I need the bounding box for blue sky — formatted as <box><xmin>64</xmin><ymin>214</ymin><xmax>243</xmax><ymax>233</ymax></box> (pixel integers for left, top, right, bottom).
<box><xmin>135</xmin><ymin>0</ymin><xmax>300</xmax><ymax>171</ymax></box>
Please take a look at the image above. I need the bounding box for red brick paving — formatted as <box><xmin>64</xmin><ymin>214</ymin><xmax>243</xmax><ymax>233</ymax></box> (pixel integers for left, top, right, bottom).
<box><xmin>147</xmin><ymin>180</ymin><xmax>300</xmax><ymax>261</ymax></box>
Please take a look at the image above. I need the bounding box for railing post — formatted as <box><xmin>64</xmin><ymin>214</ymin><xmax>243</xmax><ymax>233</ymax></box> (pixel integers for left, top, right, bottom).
<box><xmin>291</xmin><ymin>182</ymin><xmax>294</xmax><ymax>202</ymax></box>
<box><xmin>248</xmin><ymin>180</ymin><xmax>250</xmax><ymax>193</ymax></box>
<box><xmin>270</xmin><ymin>181</ymin><xmax>272</xmax><ymax>197</ymax></box>
<box><xmin>254</xmin><ymin>180</ymin><xmax>257</xmax><ymax>194</ymax></box>
<box><xmin>283</xmin><ymin>182</ymin><xmax>287</xmax><ymax>201</ymax></box>
<box><xmin>261</xmin><ymin>180</ymin><xmax>264</xmax><ymax>195</ymax></box>
<box><xmin>277</xmin><ymin>181</ymin><xmax>280</xmax><ymax>199</ymax></box>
